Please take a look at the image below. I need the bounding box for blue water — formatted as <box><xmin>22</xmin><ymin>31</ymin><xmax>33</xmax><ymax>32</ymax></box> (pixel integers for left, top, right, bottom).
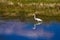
<box><xmin>0</xmin><ymin>20</ymin><xmax>60</xmax><ymax>40</ymax></box>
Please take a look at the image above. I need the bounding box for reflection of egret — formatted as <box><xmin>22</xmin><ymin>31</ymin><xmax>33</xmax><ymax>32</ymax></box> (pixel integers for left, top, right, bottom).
<box><xmin>33</xmin><ymin>14</ymin><xmax>42</xmax><ymax>30</ymax></box>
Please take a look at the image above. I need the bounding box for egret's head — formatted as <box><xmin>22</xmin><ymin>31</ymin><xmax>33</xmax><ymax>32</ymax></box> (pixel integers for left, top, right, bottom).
<box><xmin>33</xmin><ymin>14</ymin><xmax>35</xmax><ymax>15</ymax></box>
<box><xmin>33</xmin><ymin>14</ymin><xmax>36</xmax><ymax>17</ymax></box>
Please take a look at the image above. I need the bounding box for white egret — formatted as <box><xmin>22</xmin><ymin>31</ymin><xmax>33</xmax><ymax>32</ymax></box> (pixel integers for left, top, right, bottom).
<box><xmin>34</xmin><ymin>14</ymin><xmax>42</xmax><ymax>22</ymax></box>
<box><xmin>33</xmin><ymin>13</ymin><xmax>43</xmax><ymax>30</ymax></box>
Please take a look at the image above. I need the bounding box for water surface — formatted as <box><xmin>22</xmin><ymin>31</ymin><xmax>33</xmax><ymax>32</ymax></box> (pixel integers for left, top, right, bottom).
<box><xmin>0</xmin><ymin>20</ymin><xmax>60</xmax><ymax>40</ymax></box>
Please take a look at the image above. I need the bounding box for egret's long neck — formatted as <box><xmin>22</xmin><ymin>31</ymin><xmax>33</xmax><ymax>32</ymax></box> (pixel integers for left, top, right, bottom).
<box><xmin>34</xmin><ymin>14</ymin><xmax>36</xmax><ymax>19</ymax></box>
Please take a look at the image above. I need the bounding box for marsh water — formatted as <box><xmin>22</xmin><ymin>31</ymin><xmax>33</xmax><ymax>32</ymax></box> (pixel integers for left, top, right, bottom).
<box><xmin>0</xmin><ymin>20</ymin><xmax>60</xmax><ymax>40</ymax></box>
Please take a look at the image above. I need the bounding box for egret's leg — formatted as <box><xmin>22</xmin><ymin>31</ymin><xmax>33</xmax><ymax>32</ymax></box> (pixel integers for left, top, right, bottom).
<box><xmin>33</xmin><ymin>24</ymin><xmax>36</xmax><ymax>30</ymax></box>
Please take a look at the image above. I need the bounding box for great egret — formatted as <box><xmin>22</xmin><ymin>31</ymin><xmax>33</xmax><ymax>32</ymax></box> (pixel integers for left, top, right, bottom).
<box><xmin>33</xmin><ymin>14</ymin><xmax>42</xmax><ymax>30</ymax></box>
<box><xmin>34</xmin><ymin>14</ymin><xmax>42</xmax><ymax>21</ymax></box>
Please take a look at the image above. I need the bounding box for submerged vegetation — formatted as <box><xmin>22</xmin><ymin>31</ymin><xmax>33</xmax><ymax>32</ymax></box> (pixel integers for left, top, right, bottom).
<box><xmin>0</xmin><ymin>0</ymin><xmax>60</xmax><ymax>22</ymax></box>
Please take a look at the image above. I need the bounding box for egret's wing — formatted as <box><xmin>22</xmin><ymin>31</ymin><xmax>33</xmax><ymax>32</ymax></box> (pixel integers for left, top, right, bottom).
<box><xmin>35</xmin><ymin>18</ymin><xmax>42</xmax><ymax>21</ymax></box>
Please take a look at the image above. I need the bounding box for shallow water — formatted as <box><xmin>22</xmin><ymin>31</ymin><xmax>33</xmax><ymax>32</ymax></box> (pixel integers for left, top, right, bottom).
<box><xmin>0</xmin><ymin>20</ymin><xmax>60</xmax><ymax>40</ymax></box>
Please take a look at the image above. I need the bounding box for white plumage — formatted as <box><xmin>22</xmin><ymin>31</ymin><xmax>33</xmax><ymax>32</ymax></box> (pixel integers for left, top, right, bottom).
<box><xmin>34</xmin><ymin>14</ymin><xmax>42</xmax><ymax>22</ymax></box>
<box><xmin>34</xmin><ymin>18</ymin><xmax>42</xmax><ymax>21</ymax></box>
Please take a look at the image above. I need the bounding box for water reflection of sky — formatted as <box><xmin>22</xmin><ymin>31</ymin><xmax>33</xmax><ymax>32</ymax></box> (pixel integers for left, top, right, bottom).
<box><xmin>0</xmin><ymin>20</ymin><xmax>60</xmax><ymax>40</ymax></box>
